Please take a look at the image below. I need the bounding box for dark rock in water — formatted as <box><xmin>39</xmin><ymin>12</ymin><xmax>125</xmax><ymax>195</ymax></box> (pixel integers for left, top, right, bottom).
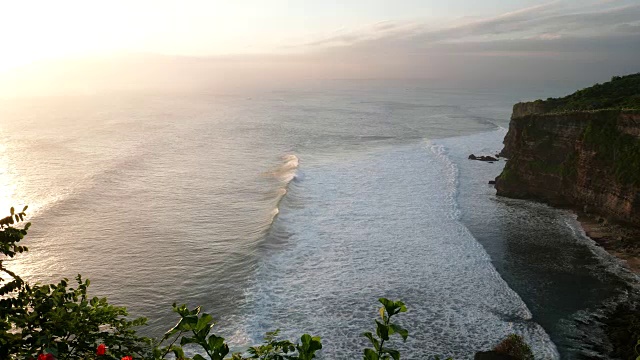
<box><xmin>489</xmin><ymin>180</ymin><xmax>496</xmax><ymax>185</ymax></box>
<box><xmin>495</xmin><ymin>154</ymin><xmax>501</xmax><ymax>158</ymax></box>
<box><xmin>469</xmin><ymin>154</ymin><xmax>498</xmax><ymax>162</ymax></box>
<box><xmin>474</xmin><ymin>351</ymin><xmax>517</xmax><ymax>360</ymax></box>
<box><xmin>488</xmin><ymin>161</ymin><xmax>494</xmax><ymax>164</ymax></box>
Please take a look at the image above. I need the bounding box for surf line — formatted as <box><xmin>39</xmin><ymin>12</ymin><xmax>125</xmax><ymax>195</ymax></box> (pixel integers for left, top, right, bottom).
<box><xmin>267</xmin><ymin>154</ymin><xmax>299</xmax><ymax>224</ymax></box>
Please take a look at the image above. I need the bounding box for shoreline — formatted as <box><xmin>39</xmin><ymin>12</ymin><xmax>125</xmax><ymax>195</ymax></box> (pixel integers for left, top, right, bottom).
<box><xmin>576</xmin><ymin>212</ymin><xmax>640</xmax><ymax>359</ymax></box>
<box><xmin>577</xmin><ymin>212</ymin><xmax>640</xmax><ymax>274</ymax></box>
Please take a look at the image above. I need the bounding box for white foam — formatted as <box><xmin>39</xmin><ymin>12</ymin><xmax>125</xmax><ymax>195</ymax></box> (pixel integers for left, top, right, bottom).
<box><xmin>263</xmin><ymin>154</ymin><xmax>301</xmax><ymax>225</ymax></box>
<box><xmin>240</xmin><ymin>135</ymin><xmax>558</xmax><ymax>359</ymax></box>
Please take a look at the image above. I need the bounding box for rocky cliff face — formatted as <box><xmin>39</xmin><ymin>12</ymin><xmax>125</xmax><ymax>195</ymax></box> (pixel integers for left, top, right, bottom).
<box><xmin>495</xmin><ymin>104</ymin><xmax>640</xmax><ymax>226</ymax></box>
<box><xmin>510</xmin><ymin>101</ymin><xmax>556</xmax><ymax>118</ymax></box>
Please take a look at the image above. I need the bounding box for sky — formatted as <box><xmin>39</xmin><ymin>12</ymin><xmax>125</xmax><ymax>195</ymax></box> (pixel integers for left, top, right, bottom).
<box><xmin>1</xmin><ymin>0</ymin><xmax>639</xmax><ymax>95</ymax></box>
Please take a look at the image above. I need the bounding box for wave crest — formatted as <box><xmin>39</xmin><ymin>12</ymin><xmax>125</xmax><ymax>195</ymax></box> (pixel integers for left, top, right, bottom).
<box><xmin>267</xmin><ymin>154</ymin><xmax>300</xmax><ymax>224</ymax></box>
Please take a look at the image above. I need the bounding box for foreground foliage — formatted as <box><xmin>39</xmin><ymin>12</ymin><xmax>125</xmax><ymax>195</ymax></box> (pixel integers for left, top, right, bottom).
<box><xmin>1</xmin><ymin>207</ymin><xmax>533</xmax><ymax>359</ymax></box>
<box><xmin>4</xmin><ymin>275</ymin><xmax>149</xmax><ymax>359</ymax></box>
<box><xmin>0</xmin><ymin>207</ymin><xmax>147</xmax><ymax>359</ymax></box>
<box><xmin>492</xmin><ymin>334</ymin><xmax>533</xmax><ymax>360</ymax></box>
<box><xmin>362</xmin><ymin>298</ymin><xmax>408</xmax><ymax>360</ymax></box>
<box><xmin>0</xmin><ymin>207</ymin><xmax>404</xmax><ymax>359</ymax></box>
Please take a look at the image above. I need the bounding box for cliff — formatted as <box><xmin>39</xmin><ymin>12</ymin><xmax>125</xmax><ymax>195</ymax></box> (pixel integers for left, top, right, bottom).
<box><xmin>494</xmin><ymin>75</ymin><xmax>640</xmax><ymax>358</ymax></box>
<box><xmin>495</xmin><ymin>107</ymin><xmax>640</xmax><ymax>226</ymax></box>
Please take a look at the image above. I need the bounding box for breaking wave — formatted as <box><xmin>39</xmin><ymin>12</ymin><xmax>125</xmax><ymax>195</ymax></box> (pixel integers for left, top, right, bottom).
<box><xmin>266</xmin><ymin>154</ymin><xmax>300</xmax><ymax>224</ymax></box>
<box><xmin>243</xmin><ymin>140</ymin><xmax>559</xmax><ymax>359</ymax></box>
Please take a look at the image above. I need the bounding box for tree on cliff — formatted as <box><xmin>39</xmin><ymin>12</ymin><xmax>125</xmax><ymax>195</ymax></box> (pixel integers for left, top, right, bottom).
<box><xmin>544</xmin><ymin>72</ymin><xmax>640</xmax><ymax>112</ymax></box>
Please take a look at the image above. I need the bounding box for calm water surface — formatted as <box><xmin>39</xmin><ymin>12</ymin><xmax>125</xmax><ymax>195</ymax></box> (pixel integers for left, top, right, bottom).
<box><xmin>0</xmin><ymin>82</ymin><xmax>635</xmax><ymax>358</ymax></box>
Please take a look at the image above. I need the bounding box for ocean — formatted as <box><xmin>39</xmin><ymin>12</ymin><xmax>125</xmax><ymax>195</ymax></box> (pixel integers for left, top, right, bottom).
<box><xmin>0</xmin><ymin>81</ymin><xmax>635</xmax><ymax>359</ymax></box>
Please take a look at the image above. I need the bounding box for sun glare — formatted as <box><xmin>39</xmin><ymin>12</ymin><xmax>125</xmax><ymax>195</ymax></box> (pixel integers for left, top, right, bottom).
<box><xmin>0</xmin><ymin>144</ymin><xmax>16</xmax><ymax>213</ymax></box>
<box><xmin>0</xmin><ymin>1</ymin><xmax>156</xmax><ymax>72</ymax></box>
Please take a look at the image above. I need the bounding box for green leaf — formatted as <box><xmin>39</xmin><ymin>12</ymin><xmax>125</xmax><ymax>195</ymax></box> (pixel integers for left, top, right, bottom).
<box><xmin>383</xmin><ymin>348</ymin><xmax>400</xmax><ymax>360</ymax></box>
<box><xmin>180</xmin><ymin>335</ymin><xmax>196</xmax><ymax>346</ymax></box>
<box><xmin>364</xmin><ymin>348</ymin><xmax>379</xmax><ymax>360</ymax></box>
<box><xmin>44</xmin><ymin>347</ymin><xmax>59</xmax><ymax>357</ymax></box>
<box><xmin>298</xmin><ymin>334</ymin><xmax>322</xmax><ymax>360</ymax></box>
<box><xmin>196</xmin><ymin>313</ymin><xmax>213</xmax><ymax>332</ymax></box>
<box><xmin>171</xmin><ymin>345</ymin><xmax>186</xmax><ymax>358</ymax></box>
<box><xmin>208</xmin><ymin>334</ymin><xmax>225</xmax><ymax>351</ymax></box>
<box><xmin>363</xmin><ymin>332</ymin><xmax>380</xmax><ymax>351</ymax></box>
<box><xmin>376</xmin><ymin>320</ymin><xmax>389</xmax><ymax>341</ymax></box>
<box><xmin>389</xmin><ymin>324</ymin><xmax>409</xmax><ymax>342</ymax></box>
<box><xmin>379</xmin><ymin>298</ymin><xmax>407</xmax><ymax>316</ymax></box>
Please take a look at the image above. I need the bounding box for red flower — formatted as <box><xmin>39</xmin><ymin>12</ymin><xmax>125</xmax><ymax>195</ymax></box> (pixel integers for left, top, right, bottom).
<box><xmin>96</xmin><ymin>344</ymin><xmax>107</xmax><ymax>356</ymax></box>
<box><xmin>37</xmin><ymin>354</ymin><xmax>54</xmax><ymax>360</ymax></box>
<box><xmin>121</xmin><ymin>357</ymin><xmax>133</xmax><ymax>360</ymax></box>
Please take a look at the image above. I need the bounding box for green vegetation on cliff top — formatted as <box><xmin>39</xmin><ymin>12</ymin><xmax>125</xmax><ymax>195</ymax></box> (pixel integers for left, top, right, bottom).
<box><xmin>540</xmin><ymin>72</ymin><xmax>640</xmax><ymax>112</ymax></box>
<box><xmin>582</xmin><ymin>114</ymin><xmax>640</xmax><ymax>186</ymax></box>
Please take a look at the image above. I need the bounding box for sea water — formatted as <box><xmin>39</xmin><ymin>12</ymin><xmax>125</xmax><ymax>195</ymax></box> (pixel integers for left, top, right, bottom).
<box><xmin>0</xmin><ymin>81</ymin><xmax>633</xmax><ymax>358</ymax></box>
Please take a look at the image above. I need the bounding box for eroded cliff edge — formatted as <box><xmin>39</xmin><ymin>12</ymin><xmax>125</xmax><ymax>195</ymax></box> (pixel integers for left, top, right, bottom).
<box><xmin>496</xmin><ymin>103</ymin><xmax>640</xmax><ymax>227</ymax></box>
<box><xmin>494</xmin><ymin>73</ymin><xmax>640</xmax><ymax>228</ymax></box>
<box><xmin>493</xmin><ymin>74</ymin><xmax>640</xmax><ymax>359</ymax></box>
<box><xmin>495</xmin><ymin>108</ymin><xmax>640</xmax><ymax>226</ymax></box>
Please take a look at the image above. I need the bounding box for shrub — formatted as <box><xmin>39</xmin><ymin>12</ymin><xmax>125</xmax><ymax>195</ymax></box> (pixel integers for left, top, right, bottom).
<box><xmin>362</xmin><ymin>298</ymin><xmax>409</xmax><ymax>360</ymax></box>
<box><xmin>0</xmin><ymin>207</ymin><xmax>150</xmax><ymax>359</ymax></box>
<box><xmin>493</xmin><ymin>334</ymin><xmax>534</xmax><ymax>360</ymax></box>
<box><xmin>0</xmin><ymin>206</ymin><xmax>416</xmax><ymax>359</ymax></box>
<box><xmin>1</xmin><ymin>206</ymin><xmax>544</xmax><ymax>360</ymax></box>
<box><xmin>540</xmin><ymin>72</ymin><xmax>640</xmax><ymax>112</ymax></box>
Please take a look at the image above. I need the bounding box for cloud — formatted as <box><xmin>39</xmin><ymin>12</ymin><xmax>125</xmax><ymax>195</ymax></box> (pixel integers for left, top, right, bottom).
<box><xmin>616</xmin><ymin>23</ymin><xmax>640</xmax><ymax>33</ymax></box>
<box><xmin>283</xmin><ymin>1</ymin><xmax>640</xmax><ymax>87</ymax></box>
<box><xmin>416</xmin><ymin>2</ymin><xmax>562</xmax><ymax>42</ymax></box>
<box><xmin>297</xmin><ymin>21</ymin><xmax>422</xmax><ymax>48</ymax></box>
<box><xmin>1</xmin><ymin>0</ymin><xmax>639</xmax><ymax>96</ymax></box>
<box><xmin>297</xmin><ymin>1</ymin><xmax>640</xmax><ymax>52</ymax></box>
